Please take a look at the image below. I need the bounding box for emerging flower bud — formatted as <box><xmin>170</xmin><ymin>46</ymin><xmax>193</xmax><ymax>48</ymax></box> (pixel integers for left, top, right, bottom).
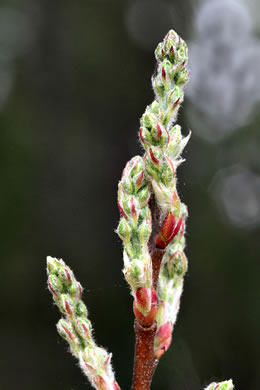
<box><xmin>154</xmin><ymin>322</ymin><xmax>173</xmax><ymax>359</ymax></box>
<box><xmin>133</xmin><ymin>287</ymin><xmax>158</xmax><ymax>326</ymax></box>
<box><xmin>60</xmin><ymin>294</ymin><xmax>74</xmax><ymax>317</ymax></box>
<box><xmin>93</xmin><ymin>376</ymin><xmax>113</xmax><ymax>390</ymax></box>
<box><xmin>117</xmin><ymin>218</ymin><xmax>132</xmax><ymax>242</ymax></box>
<box><xmin>47</xmin><ymin>256</ymin><xmax>60</xmax><ymax>275</ymax></box>
<box><xmin>155</xmin><ymin>213</ymin><xmax>182</xmax><ymax>249</ymax></box>
<box><xmin>58</xmin><ymin>266</ymin><xmax>73</xmax><ymax>286</ymax></box>
<box><xmin>82</xmin><ymin>345</ymin><xmax>109</xmax><ymax>372</ymax></box>
<box><xmin>75</xmin><ymin>317</ymin><xmax>92</xmax><ymax>342</ymax></box>
<box><xmin>68</xmin><ymin>280</ymin><xmax>82</xmax><ymax>300</ymax></box>
<box><xmin>166</xmin><ymin>250</ymin><xmax>188</xmax><ymax>279</ymax></box>
<box><xmin>75</xmin><ymin>301</ymin><xmax>88</xmax><ymax>317</ymax></box>
<box><xmin>57</xmin><ymin>318</ymin><xmax>77</xmax><ymax>345</ymax></box>
<box><xmin>124</xmin><ymin>258</ymin><xmax>148</xmax><ymax>289</ymax></box>
<box><xmin>47</xmin><ymin>274</ymin><xmax>63</xmax><ymax>297</ymax></box>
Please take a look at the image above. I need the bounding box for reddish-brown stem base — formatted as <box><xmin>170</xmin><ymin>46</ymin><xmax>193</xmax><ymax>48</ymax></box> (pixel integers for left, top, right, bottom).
<box><xmin>131</xmin><ymin>321</ymin><xmax>158</xmax><ymax>390</ymax></box>
<box><xmin>151</xmin><ymin>247</ymin><xmax>165</xmax><ymax>289</ymax></box>
<box><xmin>131</xmin><ymin>194</ymin><xmax>166</xmax><ymax>390</ymax></box>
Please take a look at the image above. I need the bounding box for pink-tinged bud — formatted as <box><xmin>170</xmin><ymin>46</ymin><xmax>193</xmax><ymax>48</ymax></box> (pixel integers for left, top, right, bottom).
<box><xmin>67</xmin><ymin>279</ymin><xmax>83</xmax><ymax>300</ymax></box>
<box><xmin>154</xmin><ymin>213</ymin><xmax>176</xmax><ymax>249</ymax></box>
<box><xmin>154</xmin><ymin>322</ymin><xmax>173</xmax><ymax>359</ymax></box>
<box><xmin>59</xmin><ymin>266</ymin><xmax>72</xmax><ymax>286</ymax></box>
<box><xmin>162</xmin><ymin>66</ymin><xmax>166</xmax><ymax>80</ymax></box>
<box><xmin>94</xmin><ymin>376</ymin><xmax>111</xmax><ymax>390</ymax></box>
<box><xmin>65</xmin><ymin>300</ymin><xmax>73</xmax><ymax>316</ymax></box>
<box><xmin>57</xmin><ymin>318</ymin><xmax>76</xmax><ymax>344</ymax></box>
<box><xmin>149</xmin><ymin>148</ymin><xmax>160</xmax><ymax>166</ymax></box>
<box><xmin>60</xmin><ymin>294</ymin><xmax>74</xmax><ymax>317</ymax></box>
<box><xmin>113</xmin><ymin>381</ymin><xmax>121</xmax><ymax>390</ymax></box>
<box><xmin>103</xmin><ymin>353</ymin><xmax>112</xmax><ymax>371</ymax></box>
<box><xmin>135</xmin><ymin>170</ymin><xmax>144</xmax><ymax>191</ymax></box>
<box><xmin>169</xmin><ymin>217</ymin><xmax>183</xmax><ymax>241</ymax></box>
<box><xmin>133</xmin><ymin>287</ymin><xmax>158</xmax><ymax>326</ymax></box>
<box><xmin>130</xmin><ymin>197</ymin><xmax>137</xmax><ymax>224</ymax></box>
<box><xmin>77</xmin><ymin>282</ymin><xmax>83</xmax><ymax>299</ymax></box>
<box><xmin>135</xmin><ymin>287</ymin><xmax>150</xmax><ymax>313</ymax></box>
<box><xmin>173</xmin><ymin>97</ymin><xmax>180</xmax><ymax>107</ymax></box>
<box><xmin>47</xmin><ymin>275</ymin><xmax>63</xmax><ymax>297</ymax></box>
<box><xmin>139</xmin><ymin>127</ymin><xmax>145</xmax><ymax>144</ymax></box>
<box><xmin>75</xmin><ymin>318</ymin><xmax>92</xmax><ymax>341</ymax></box>
<box><xmin>117</xmin><ymin>201</ymin><xmax>128</xmax><ymax>220</ymax></box>
<box><xmin>165</xmin><ymin>155</ymin><xmax>175</xmax><ymax>176</ymax></box>
<box><xmin>168</xmin><ymin>45</ymin><xmax>175</xmax><ymax>62</ymax></box>
<box><xmin>133</xmin><ymin>302</ymin><xmax>158</xmax><ymax>327</ymax></box>
<box><xmin>156</xmin><ymin>122</ymin><xmax>162</xmax><ymax>139</ymax></box>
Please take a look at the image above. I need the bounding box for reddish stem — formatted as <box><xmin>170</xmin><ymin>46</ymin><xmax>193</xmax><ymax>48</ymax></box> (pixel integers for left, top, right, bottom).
<box><xmin>131</xmin><ymin>321</ymin><xmax>158</xmax><ymax>390</ymax></box>
<box><xmin>131</xmin><ymin>195</ymin><xmax>165</xmax><ymax>390</ymax></box>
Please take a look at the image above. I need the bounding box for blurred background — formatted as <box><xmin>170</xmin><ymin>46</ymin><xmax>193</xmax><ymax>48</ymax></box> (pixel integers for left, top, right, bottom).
<box><xmin>1</xmin><ymin>0</ymin><xmax>259</xmax><ymax>389</ymax></box>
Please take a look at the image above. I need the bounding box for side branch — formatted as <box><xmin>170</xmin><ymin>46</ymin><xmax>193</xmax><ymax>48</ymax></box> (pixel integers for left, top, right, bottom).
<box><xmin>132</xmin><ymin>199</ymin><xmax>165</xmax><ymax>390</ymax></box>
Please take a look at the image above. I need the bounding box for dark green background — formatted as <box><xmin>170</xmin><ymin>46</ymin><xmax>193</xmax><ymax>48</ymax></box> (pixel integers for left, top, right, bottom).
<box><xmin>1</xmin><ymin>1</ymin><xmax>259</xmax><ymax>389</ymax></box>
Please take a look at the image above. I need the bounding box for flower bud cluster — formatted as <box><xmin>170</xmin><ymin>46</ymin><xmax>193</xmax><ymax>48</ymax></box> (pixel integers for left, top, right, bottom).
<box><xmin>205</xmin><ymin>380</ymin><xmax>234</xmax><ymax>390</ymax></box>
<box><xmin>139</xmin><ymin>30</ymin><xmax>190</xmax><ymax>229</ymax></box>
<box><xmin>118</xmin><ymin>30</ymin><xmax>190</xmax><ymax>341</ymax></box>
<box><xmin>47</xmin><ymin>256</ymin><xmax>120</xmax><ymax>390</ymax></box>
<box><xmin>117</xmin><ymin>157</ymin><xmax>157</xmax><ymax>325</ymax></box>
<box><xmin>154</xmin><ymin>229</ymin><xmax>187</xmax><ymax>358</ymax></box>
<box><xmin>140</xmin><ymin>33</ymin><xmax>190</xmax><ymax>350</ymax></box>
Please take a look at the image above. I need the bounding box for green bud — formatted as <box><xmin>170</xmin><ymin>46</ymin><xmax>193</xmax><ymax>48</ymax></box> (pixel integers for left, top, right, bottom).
<box><xmin>139</xmin><ymin>126</ymin><xmax>152</xmax><ymax>148</ymax></box>
<box><xmin>174</xmin><ymin>68</ymin><xmax>189</xmax><ymax>87</ymax></box>
<box><xmin>57</xmin><ymin>318</ymin><xmax>78</xmax><ymax>346</ymax></box>
<box><xmin>48</xmin><ymin>274</ymin><xmax>63</xmax><ymax>297</ymax></box>
<box><xmin>205</xmin><ymin>380</ymin><xmax>234</xmax><ymax>390</ymax></box>
<box><xmin>152</xmin><ymin>75</ymin><xmax>164</xmax><ymax>99</ymax></box>
<box><xmin>46</xmin><ymin>256</ymin><xmax>61</xmax><ymax>275</ymax></box>
<box><xmin>176</xmin><ymin>42</ymin><xmax>188</xmax><ymax>65</ymax></box>
<box><xmin>169</xmin><ymin>124</ymin><xmax>181</xmax><ymax>139</ymax></box>
<box><xmin>167</xmin><ymin>86</ymin><xmax>183</xmax><ymax>106</ymax></box>
<box><xmin>141</xmin><ymin>111</ymin><xmax>156</xmax><ymax>129</ymax></box>
<box><xmin>124</xmin><ymin>258</ymin><xmax>147</xmax><ymax>289</ymax></box>
<box><xmin>58</xmin><ymin>266</ymin><xmax>73</xmax><ymax>286</ymax></box>
<box><xmin>121</xmin><ymin>175</ymin><xmax>133</xmax><ymax>194</ymax></box>
<box><xmin>68</xmin><ymin>279</ymin><xmax>81</xmax><ymax>299</ymax></box>
<box><xmin>75</xmin><ymin>317</ymin><xmax>92</xmax><ymax>342</ymax></box>
<box><xmin>59</xmin><ymin>294</ymin><xmax>75</xmax><ymax>317</ymax></box>
<box><xmin>82</xmin><ymin>345</ymin><xmax>109</xmax><ymax>371</ymax></box>
<box><xmin>161</xmin><ymin>156</ymin><xmax>175</xmax><ymax>187</ymax></box>
<box><xmin>155</xmin><ymin>42</ymin><xmax>164</xmax><ymax>62</ymax></box>
<box><xmin>136</xmin><ymin>185</ymin><xmax>150</xmax><ymax>207</ymax></box>
<box><xmin>168</xmin><ymin>125</ymin><xmax>182</xmax><ymax>158</ymax></box>
<box><xmin>76</xmin><ymin>301</ymin><xmax>88</xmax><ymax>317</ymax></box>
<box><xmin>150</xmin><ymin>101</ymin><xmax>160</xmax><ymax>115</ymax></box>
<box><xmin>137</xmin><ymin>217</ymin><xmax>151</xmax><ymax>246</ymax></box>
<box><xmin>117</xmin><ymin>218</ymin><xmax>132</xmax><ymax>242</ymax></box>
<box><xmin>167</xmin><ymin>251</ymin><xmax>187</xmax><ymax>279</ymax></box>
